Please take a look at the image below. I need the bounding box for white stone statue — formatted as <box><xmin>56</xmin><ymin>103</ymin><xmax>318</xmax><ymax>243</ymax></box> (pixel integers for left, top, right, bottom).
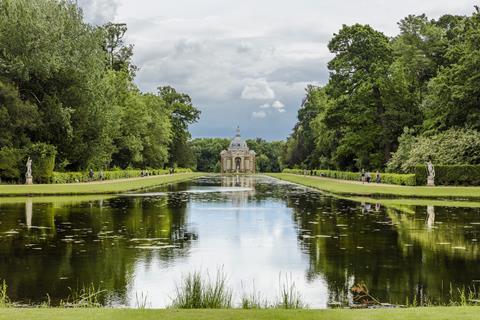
<box><xmin>427</xmin><ymin>160</ymin><xmax>435</xmax><ymax>186</ymax></box>
<box><xmin>25</xmin><ymin>157</ymin><xmax>33</xmax><ymax>185</ymax></box>
<box><xmin>26</xmin><ymin>157</ymin><xmax>32</xmax><ymax>177</ymax></box>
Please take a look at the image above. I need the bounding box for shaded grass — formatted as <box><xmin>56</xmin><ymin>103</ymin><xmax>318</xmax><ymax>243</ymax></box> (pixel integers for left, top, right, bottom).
<box><xmin>1</xmin><ymin>307</ymin><xmax>480</xmax><ymax>320</ymax></box>
<box><xmin>267</xmin><ymin>173</ymin><xmax>480</xmax><ymax>199</ymax></box>
<box><xmin>0</xmin><ymin>173</ymin><xmax>205</xmax><ymax>196</ymax></box>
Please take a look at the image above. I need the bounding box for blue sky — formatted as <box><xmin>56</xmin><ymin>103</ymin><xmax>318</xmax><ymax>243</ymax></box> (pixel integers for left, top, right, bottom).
<box><xmin>78</xmin><ymin>0</ymin><xmax>475</xmax><ymax>140</ymax></box>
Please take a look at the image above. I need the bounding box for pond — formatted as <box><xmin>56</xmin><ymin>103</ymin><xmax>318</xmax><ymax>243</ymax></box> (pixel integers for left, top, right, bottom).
<box><xmin>0</xmin><ymin>175</ymin><xmax>479</xmax><ymax>308</ymax></box>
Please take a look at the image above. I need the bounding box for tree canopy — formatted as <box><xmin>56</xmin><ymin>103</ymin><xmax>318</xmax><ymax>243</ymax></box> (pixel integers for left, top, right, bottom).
<box><xmin>0</xmin><ymin>0</ymin><xmax>199</xmax><ymax>181</ymax></box>
<box><xmin>283</xmin><ymin>9</ymin><xmax>480</xmax><ymax>172</ymax></box>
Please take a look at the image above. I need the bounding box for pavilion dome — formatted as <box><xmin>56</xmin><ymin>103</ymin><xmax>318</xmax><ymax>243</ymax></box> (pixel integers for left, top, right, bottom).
<box><xmin>228</xmin><ymin>127</ymin><xmax>249</xmax><ymax>150</ymax></box>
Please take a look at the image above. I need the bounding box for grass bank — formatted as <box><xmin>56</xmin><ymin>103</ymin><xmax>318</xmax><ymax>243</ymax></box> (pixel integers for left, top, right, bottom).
<box><xmin>0</xmin><ymin>307</ymin><xmax>479</xmax><ymax>320</ymax></box>
<box><xmin>0</xmin><ymin>173</ymin><xmax>205</xmax><ymax>196</ymax></box>
<box><xmin>266</xmin><ymin>173</ymin><xmax>480</xmax><ymax>199</ymax></box>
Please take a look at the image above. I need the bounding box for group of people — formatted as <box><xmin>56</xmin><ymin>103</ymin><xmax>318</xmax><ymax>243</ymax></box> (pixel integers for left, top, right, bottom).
<box><xmin>360</xmin><ymin>169</ymin><xmax>381</xmax><ymax>184</ymax></box>
<box><xmin>89</xmin><ymin>169</ymin><xmax>104</xmax><ymax>181</ymax></box>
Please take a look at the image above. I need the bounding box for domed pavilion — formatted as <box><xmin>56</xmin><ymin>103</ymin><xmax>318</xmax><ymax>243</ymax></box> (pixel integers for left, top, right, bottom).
<box><xmin>220</xmin><ymin>127</ymin><xmax>256</xmax><ymax>174</ymax></box>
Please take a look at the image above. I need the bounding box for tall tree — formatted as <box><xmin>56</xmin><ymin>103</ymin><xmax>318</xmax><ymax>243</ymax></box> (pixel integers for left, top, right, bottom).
<box><xmin>158</xmin><ymin>86</ymin><xmax>200</xmax><ymax>168</ymax></box>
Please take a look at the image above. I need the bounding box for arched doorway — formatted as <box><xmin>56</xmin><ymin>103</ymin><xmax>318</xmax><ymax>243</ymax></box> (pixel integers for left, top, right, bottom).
<box><xmin>235</xmin><ymin>157</ymin><xmax>241</xmax><ymax>172</ymax></box>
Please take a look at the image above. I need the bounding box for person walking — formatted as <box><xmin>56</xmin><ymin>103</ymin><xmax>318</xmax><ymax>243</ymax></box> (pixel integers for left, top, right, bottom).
<box><xmin>366</xmin><ymin>171</ymin><xmax>371</xmax><ymax>183</ymax></box>
<box><xmin>89</xmin><ymin>169</ymin><xmax>94</xmax><ymax>181</ymax></box>
<box><xmin>375</xmin><ymin>171</ymin><xmax>381</xmax><ymax>184</ymax></box>
<box><xmin>361</xmin><ymin>169</ymin><xmax>365</xmax><ymax>184</ymax></box>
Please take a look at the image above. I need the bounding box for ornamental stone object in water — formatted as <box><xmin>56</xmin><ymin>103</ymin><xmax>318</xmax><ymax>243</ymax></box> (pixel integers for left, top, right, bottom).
<box><xmin>220</xmin><ymin>127</ymin><xmax>256</xmax><ymax>174</ymax></box>
<box><xmin>25</xmin><ymin>157</ymin><xmax>33</xmax><ymax>185</ymax></box>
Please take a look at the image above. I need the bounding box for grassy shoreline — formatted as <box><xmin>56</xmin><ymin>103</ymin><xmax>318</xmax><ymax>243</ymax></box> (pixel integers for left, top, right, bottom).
<box><xmin>0</xmin><ymin>307</ymin><xmax>479</xmax><ymax>320</ymax></box>
<box><xmin>0</xmin><ymin>173</ymin><xmax>205</xmax><ymax>196</ymax></box>
<box><xmin>266</xmin><ymin>173</ymin><xmax>480</xmax><ymax>200</ymax></box>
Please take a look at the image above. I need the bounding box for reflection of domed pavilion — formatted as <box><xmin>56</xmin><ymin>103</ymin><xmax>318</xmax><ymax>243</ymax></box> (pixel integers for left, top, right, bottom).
<box><xmin>220</xmin><ymin>127</ymin><xmax>256</xmax><ymax>174</ymax></box>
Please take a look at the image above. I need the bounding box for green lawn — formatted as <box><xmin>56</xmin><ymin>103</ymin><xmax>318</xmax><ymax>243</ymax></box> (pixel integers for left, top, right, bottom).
<box><xmin>267</xmin><ymin>173</ymin><xmax>480</xmax><ymax>199</ymax></box>
<box><xmin>0</xmin><ymin>173</ymin><xmax>205</xmax><ymax>196</ymax></box>
<box><xmin>0</xmin><ymin>307</ymin><xmax>479</xmax><ymax>320</ymax></box>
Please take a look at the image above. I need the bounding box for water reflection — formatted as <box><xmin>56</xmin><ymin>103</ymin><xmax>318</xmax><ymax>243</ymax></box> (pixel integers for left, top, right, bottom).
<box><xmin>0</xmin><ymin>176</ymin><xmax>479</xmax><ymax>307</ymax></box>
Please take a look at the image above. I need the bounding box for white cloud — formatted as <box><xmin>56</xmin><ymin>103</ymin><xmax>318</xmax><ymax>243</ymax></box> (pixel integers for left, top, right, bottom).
<box><xmin>78</xmin><ymin>0</ymin><xmax>121</xmax><ymax>25</ymax></box>
<box><xmin>272</xmin><ymin>100</ymin><xmax>285</xmax><ymax>109</ymax></box>
<box><xmin>106</xmin><ymin>0</ymin><xmax>474</xmax><ymax>139</ymax></box>
<box><xmin>252</xmin><ymin>111</ymin><xmax>267</xmax><ymax>119</ymax></box>
<box><xmin>241</xmin><ymin>79</ymin><xmax>275</xmax><ymax>100</ymax></box>
<box><xmin>259</xmin><ymin>103</ymin><xmax>270</xmax><ymax>109</ymax></box>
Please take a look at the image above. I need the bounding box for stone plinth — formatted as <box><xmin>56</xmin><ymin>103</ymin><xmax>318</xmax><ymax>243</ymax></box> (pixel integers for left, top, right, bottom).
<box><xmin>427</xmin><ymin>177</ymin><xmax>435</xmax><ymax>186</ymax></box>
<box><xmin>25</xmin><ymin>176</ymin><xmax>33</xmax><ymax>185</ymax></box>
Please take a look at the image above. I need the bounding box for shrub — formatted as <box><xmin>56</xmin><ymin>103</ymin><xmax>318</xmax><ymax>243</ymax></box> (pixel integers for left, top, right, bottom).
<box><xmin>416</xmin><ymin>165</ymin><xmax>480</xmax><ymax>186</ymax></box>
<box><xmin>25</xmin><ymin>143</ymin><xmax>56</xmax><ymax>184</ymax></box>
<box><xmin>283</xmin><ymin>168</ymin><xmax>416</xmax><ymax>186</ymax></box>
<box><xmin>52</xmin><ymin>168</ymin><xmax>192</xmax><ymax>184</ymax></box>
<box><xmin>388</xmin><ymin>128</ymin><xmax>480</xmax><ymax>173</ymax></box>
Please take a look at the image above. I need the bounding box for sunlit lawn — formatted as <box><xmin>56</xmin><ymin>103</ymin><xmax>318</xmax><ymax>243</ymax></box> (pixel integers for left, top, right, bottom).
<box><xmin>0</xmin><ymin>173</ymin><xmax>205</xmax><ymax>196</ymax></box>
<box><xmin>1</xmin><ymin>307</ymin><xmax>480</xmax><ymax>320</ymax></box>
<box><xmin>267</xmin><ymin>173</ymin><xmax>480</xmax><ymax>199</ymax></box>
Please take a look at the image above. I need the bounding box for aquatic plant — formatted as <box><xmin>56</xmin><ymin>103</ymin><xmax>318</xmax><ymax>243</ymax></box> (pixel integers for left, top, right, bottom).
<box><xmin>170</xmin><ymin>269</ymin><xmax>232</xmax><ymax>308</ymax></box>
<box><xmin>275</xmin><ymin>274</ymin><xmax>306</xmax><ymax>309</ymax></box>
<box><xmin>60</xmin><ymin>283</ymin><xmax>106</xmax><ymax>308</ymax></box>
<box><xmin>135</xmin><ymin>292</ymin><xmax>150</xmax><ymax>309</ymax></box>
<box><xmin>240</xmin><ymin>282</ymin><xmax>269</xmax><ymax>309</ymax></box>
<box><xmin>0</xmin><ymin>280</ymin><xmax>10</xmax><ymax>308</ymax></box>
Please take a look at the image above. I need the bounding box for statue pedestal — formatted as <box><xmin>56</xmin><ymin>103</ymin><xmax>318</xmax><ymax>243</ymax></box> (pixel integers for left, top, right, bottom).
<box><xmin>427</xmin><ymin>177</ymin><xmax>435</xmax><ymax>186</ymax></box>
<box><xmin>25</xmin><ymin>176</ymin><xmax>33</xmax><ymax>185</ymax></box>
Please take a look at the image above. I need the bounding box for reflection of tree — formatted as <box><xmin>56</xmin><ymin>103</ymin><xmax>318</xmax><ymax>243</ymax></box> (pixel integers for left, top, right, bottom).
<box><xmin>0</xmin><ymin>194</ymin><xmax>194</xmax><ymax>305</ymax></box>
<box><xmin>286</xmin><ymin>192</ymin><xmax>480</xmax><ymax>305</ymax></box>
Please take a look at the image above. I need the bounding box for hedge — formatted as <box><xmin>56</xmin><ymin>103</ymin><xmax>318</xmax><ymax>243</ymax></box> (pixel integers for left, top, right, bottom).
<box><xmin>52</xmin><ymin>168</ymin><xmax>192</xmax><ymax>184</ymax></box>
<box><xmin>415</xmin><ymin>165</ymin><xmax>480</xmax><ymax>186</ymax></box>
<box><xmin>282</xmin><ymin>168</ymin><xmax>416</xmax><ymax>186</ymax></box>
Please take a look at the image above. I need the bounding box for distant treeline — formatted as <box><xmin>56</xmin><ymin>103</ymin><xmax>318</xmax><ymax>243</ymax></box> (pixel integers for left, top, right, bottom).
<box><xmin>283</xmin><ymin>10</ymin><xmax>480</xmax><ymax>173</ymax></box>
<box><xmin>0</xmin><ymin>0</ymin><xmax>200</xmax><ymax>182</ymax></box>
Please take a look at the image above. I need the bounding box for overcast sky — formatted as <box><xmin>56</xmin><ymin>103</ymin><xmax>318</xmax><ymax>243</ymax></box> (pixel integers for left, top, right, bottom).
<box><xmin>78</xmin><ymin>0</ymin><xmax>475</xmax><ymax>140</ymax></box>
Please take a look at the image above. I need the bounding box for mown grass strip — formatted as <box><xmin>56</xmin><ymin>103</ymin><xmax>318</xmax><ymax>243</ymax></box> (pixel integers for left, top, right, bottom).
<box><xmin>0</xmin><ymin>307</ymin><xmax>480</xmax><ymax>320</ymax></box>
<box><xmin>266</xmin><ymin>173</ymin><xmax>480</xmax><ymax>199</ymax></box>
<box><xmin>0</xmin><ymin>173</ymin><xmax>205</xmax><ymax>196</ymax></box>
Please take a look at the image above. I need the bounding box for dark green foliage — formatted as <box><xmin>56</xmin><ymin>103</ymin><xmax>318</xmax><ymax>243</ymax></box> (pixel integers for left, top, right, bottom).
<box><xmin>26</xmin><ymin>143</ymin><xmax>56</xmax><ymax>183</ymax></box>
<box><xmin>0</xmin><ymin>80</ymin><xmax>39</xmax><ymax>148</ymax></box>
<box><xmin>0</xmin><ymin>147</ymin><xmax>24</xmax><ymax>182</ymax></box>
<box><xmin>159</xmin><ymin>86</ymin><xmax>200</xmax><ymax>169</ymax></box>
<box><xmin>190</xmin><ymin>138</ymin><xmax>230</xmax><ymax>172</ymax></box>
<box><xmin>246</xmin><ymin>139</ymin><xmax>284</xmax><ymax>173</ymax></box>
<box><xmin>416</xmin><ymin>165</ymin><xmax>480</xmax><ymax>186</ymax></box>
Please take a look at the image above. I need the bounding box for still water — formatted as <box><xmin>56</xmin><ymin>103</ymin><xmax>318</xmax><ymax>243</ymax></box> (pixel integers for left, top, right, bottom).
<box><xmin>0</xmin><ymin>175</ymin><xmax>479</xmax><ymax>307</ymax></box>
